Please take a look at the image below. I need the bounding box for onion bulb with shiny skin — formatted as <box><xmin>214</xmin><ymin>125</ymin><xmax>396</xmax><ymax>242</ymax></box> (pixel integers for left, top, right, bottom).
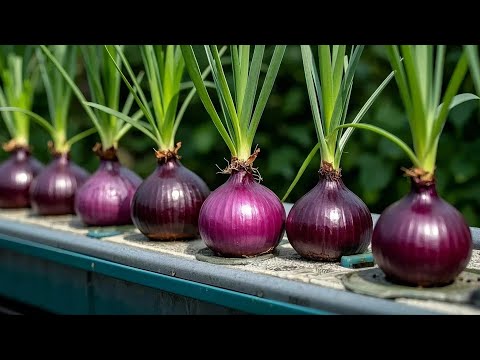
<box><xmin>75</xmin><ymin>158</ymin><xmax>142</xmax><ymax>226</ymax></box>
<box><xmin>199</xmin><ymin>169</ymin><xmax>286</xmax><ymax>257</ymax></box>
<box><xmin>0</xmin><ymin>147</ymin><xmax>44</xmax><ymax>208</ymax></box>
<box><xmin>131</xmin><ymin>157</ymin><xmax>210</xmax><ymax>240</ymax></box>
<box><xmin>30</xmin><ymin>152</ymin><xmax>89</xmax><ymax>215</ymax></box>
<box><xmin>372</xmin><ymin>178</ymin><xmax>472</xmax><ymax>287</ymax></box>
<box><xmin>286</xmin><ymin>169</ymin><xmax>372</xmax><ymax>261</ymax></box>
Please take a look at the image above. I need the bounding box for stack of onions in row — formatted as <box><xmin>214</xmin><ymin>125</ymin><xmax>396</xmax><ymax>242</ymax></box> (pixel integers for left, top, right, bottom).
<box><xmin>282</xmin><ymin>45</ymin><xmax>394</xmax><ymax>261</ymax></box>
<box><xmin>86</xmin><ymin>45</ymin><xmax>211</xmax><ymax>240</ymax></box>
<box><xmin>41</xmin><ymin>45</ymin><xmax>143</xmax><ymax>225</ymax></box>
<box><xmin>1</xmin><ymin>46</ymin><xmax>94</xmax><ymax>215</ymax></box>
<box><xmin>182</xmin><ymin>45</ymin><xmax>287</xmax><ymax>257</ymax></box>
<box><xmin>0</xmin><ymin>46</ymin><xmax>44</xmax><ymax>208</ymax></box>
<box><xmin>1</xmin><ymin>45</ymin><xmax>475</xmax><ymax>291</ymax></box>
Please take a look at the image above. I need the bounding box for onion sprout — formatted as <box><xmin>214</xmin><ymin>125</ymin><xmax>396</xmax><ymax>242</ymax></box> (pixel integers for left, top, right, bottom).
<box><xmin>282</xmin><ymin>45</ymin><xmax>394</xmax><ymax>201</ymax></box>
<box><xmin>0</xmin><ymin>46</ymin><xmax>39</xmax><ymax>149</ymax></box>
<box><xmin>85</xmin><ymin>45</ymin><xmax>222</xmax><ymax>156</ymax></box>
<box><xmin>40</xmin><ymin>45</ymin><xmax>145</xmax><ymax>152</ymax></box>
<box><xmin>181</xmin><ymin>45</ymin><xmax>286</xmax><ymax>162</ymax></box>
<box><xmin>337</xmin><ymin>45</ymin><xmax>478</xmax><ymax>180</ymax></box>
<box><xmin>465</xmin><ymin>45</ymin><xmax>480</xmax><ymax>96</ymax></box>
<box><xmin>0</xmin><ymin>46</ymin><xmax>96</xmax><ymax>154</ymax></box>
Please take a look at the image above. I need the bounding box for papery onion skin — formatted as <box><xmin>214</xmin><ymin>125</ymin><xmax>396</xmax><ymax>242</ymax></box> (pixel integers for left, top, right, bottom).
<box><xmin>74</xmin><ymin>158</ymin><xmax>142</xmax><ymax>226</ymax></box>
<box><xmin>0</xmin><ymin>147</ymin><xmax>44</xmax><ymax>208</ymax></box>
<box><xmin>131</xmin><ymin>158</ymin><xmax>210</xmax><ymax>240</ymax></box>
<box><xmin>286</xmin><ymin>173</ymin><xmax>372</xmax><ymax>261</ymax></box>
<box><xmin>372</xmin><ymin>179</ymin><xmax>472</xmax><ymax>287</ymax></box>
<box><xmin>30</xmin><ymin>152</ymin><xmax>89</xmax><ymax>215</ymax></box>
<box><xmin>198</xmin><ymin>170</ymin><xmax>286</xmax><ymax>257</ymax></box>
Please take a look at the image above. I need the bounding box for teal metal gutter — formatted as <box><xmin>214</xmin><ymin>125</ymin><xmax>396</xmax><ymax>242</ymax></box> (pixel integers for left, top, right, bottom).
<box><xmin>0</xmin><ymin>234</ymin><xmax>327</xmax><ymax>315</ymax></box>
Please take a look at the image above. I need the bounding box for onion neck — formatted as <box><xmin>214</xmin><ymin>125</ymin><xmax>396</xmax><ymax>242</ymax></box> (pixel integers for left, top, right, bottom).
<box><xmin>91</xmin><ymin>143</ymin><xmax>121</xmax><ymax>171</ymax></box>
<box><xmin>410</xmin><ymin>177</ymin><xmax>438</xmax><ymax>197</ymax></box>
<box><xmin>156</xmin><ymin>157</ymin><xmax>180</xmax><ymax>173</ymax></box>
<box><xmin>51</xmin><ymin>129</ymin><xmax>69</xmax><ymax>154</ymax></box>
<box><xmin>12</xmin><ymin>146</ymin><xmax>31</xmax><ymax>162</ymax></box>
<box><xmin>418</xmin><ymin>138</ymin><xmax>438</xmax><ymax>177</ymax></box>
<box><xmin>321</xmin><ymin>143</ymin><xmax>335</xmax><ymax>169</ymax></box>
<box><xmin>2</xmin><ymin>140</ymin><xmax>31</xmax><ymax>161</ymax></box>
<box><xmin>48</xmin><ymin>140</ymin><xmax>70</xmax><ymax>160</ymax></box>
<box><xmin>237</xmin><ymin>146</ymin><xmax>252</xmax><ymax>163</ymax></box>
<box><xmin>407</xmin><ymin>177</ymin><xmax>439</xmax><ymax>211</ymax></box>
<box><xmin>228</xmin><ymin>169</ymin><xmax>255</xmax><ymax>185</ymax></box>
<box><xmin>92</xmin><ymin>143</ymin><xmax>118</xmax><ymax>162</ymax></box>
<box><xmin>154</xmin><ymin>142</ymin><xmax>182</xmax><ymax>164</ymax></box>
<box><xmin>99</xmin><ymin>157</ymin><xmax>121</xmax><ymax>172</ymax></box>
<box><xmin>52</xmin><ymin>151</ymin><xmax>70</xmax><ymax>166</ymax></box>
<box><xmin>2</xmin><ymin>139</ymin><xmax>29</xmax><ymax>154</ymax></box>
<box><xmin>12</xmin><ymin>136</ymin><xmax>29</xmax><ymax>148</ymax></box>
<box><xmin>319</xmin><ymin>161</ymin><xmax>341</xmax><ymax>182</ymax></box>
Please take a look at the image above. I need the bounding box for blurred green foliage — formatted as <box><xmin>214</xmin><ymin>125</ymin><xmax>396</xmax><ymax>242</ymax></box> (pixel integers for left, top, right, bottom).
<box><xmin>1</xmin><ymin>45</ymin><xmax>479</xmax><ymax>226</ymax></box>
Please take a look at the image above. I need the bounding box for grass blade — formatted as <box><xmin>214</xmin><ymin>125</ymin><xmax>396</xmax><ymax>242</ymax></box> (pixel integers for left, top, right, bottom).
<box><xmin>121</xmin><ymin>71</ymin><xmax>145</xmax><ymax>115</ymax></box>
<box><xmin>465</xmin><ymin>45</ymin><xmax>480</xmax><ymax>96</ymax></box>
<box><xmin>332</xmin><ymin>45</ymin><xmax>346</xmax><ymax>105</ymax></box>
<box><xmin>65</xmin><ymin>127</ymin><xmax>97</xmax><ymax>148</ymax></box>
<box><xmin>80</xmin><ymin>46</ymin><xmax>106</xmax><ymax>109</ymax></box>
<box><xmin>342</xmin><ymin>46</ymin><xmax>364</xmax><ymax>97</ymax></box>
<box><xmin>36</xmin><ymin>47</ymin><xmax>56</xmax><ymax>125</ymax></box>
<box><xmin>142</xmin><ymin>46</ymin><xmax>164</xmax><ymax>127</ymax></box>
<box><xmin>430</xmin><ymin>51</ymin><xmax>469</xmax><ymax>149</ymax></box>
<box><xmin>281</xmin><ymin>143</ymin><xmax>319</xmax><ymax>202</ymax></box>
<box><xmin>385</xmin><ymin>45</ymin><xmax>412</xmax><ymax>114</ymax></box>
<box><xmin>240</xmin><ymin>45</ymin><xmax>264</xmax><ymax>131</ymax></box>
<box><xmin>299</xmin><ymin>45</ymin><xmax>328</xmax><ymax>155</ymax></box>
<box><xmin>435</xmin><ymin>93</ymin><xmax>479</xmax><ymax>117</ymax></box>
<box><xmin>208</xmin><ymin>45</ymin><xmax>242</xmax><ymax>147</ymax></box>
<box><xmin>238</xmin><ymin>45</ymin><xmax>250</xmax><ymax>114</ymax></box>
<box><xmin>0</xmin><ymin>106</ymin><xmax>55</xmax><ymax>136</ymax></box>
<box><xmin>318</xmin><ymin>45</ymin><xmax>334</xmax><ymax>129</ymax></box>
<box><xmin>40</xmin><ymin>45</ymin><xmax>107</xmax><ymax>145</ymax></box>
<box><xmin>400</xmin><ymin>45</ymin><xmax>427</xmax><ymax>154</ymax></box>
<box><xmin>335</xmin><ymin>70</ymin><xmax>395</xmax><ymax>167</ymax></box>
<box><xmin>336</xmin><ymin>123</ymin><xmax>420</xmax><ymax>167</ymax></box>
<box><xmin>106</xmin><ymin>45</ymin><xmax>161</xmax><ymax>145</ymax></box>
<box><xmin>247</xmin><ymin>45</ymin><xmax>286</xmax><ymax>147</ymax></box>
<box><xmin>432</xmin><ymin>45</ymin><xmax>446</xmax><ymax>113</ymax></box>
<box><xmin>180</xmin><ymin>45</ymin><xmax>236</xmax><ymax>156</ymax></box>
<box><xmin>204</xmin><ymin>46</ymin><xmax>237</xmax><ymax>146</ymax></box>
<box><xmin>115</xmin><ymin>108</ymin><xmax>148</xmax><ymax>142</ymax></box>
<box><xmin>0</xmin><ymin>86</ymin><xmax>15</xmax><ymax>136</ymax></box>
<box><xmin>415</xmin><ymin>45</ymin><xmax>430</xmax><ymax>111</ymax></box>
<box><xmin>104</xmin><ymin>45</ymin><xmax>122</xmax><ymax>133</ymax></box>
<box><xmin>85</xmin><ymin>102</ymin><xmax>158</xmax><ymax>144</ymax></box>
<box><xmin>173</xmin><ymin>46</ymin><xmax>227</xmax><ymax>136</ymax></box>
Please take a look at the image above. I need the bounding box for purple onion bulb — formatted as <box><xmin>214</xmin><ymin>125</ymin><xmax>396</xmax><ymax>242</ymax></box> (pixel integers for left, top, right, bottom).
<box><xmin>29</xmin><ymin>152</ymin><xmax>89</xmax><ymax>215</ymax></box>
<box><xmin>131</xmin><ymin>157</ymin><xmax>210</xmax><ymax>240</ymax></box>
<box><xmin>75</xmin><ymin>158</ymin><xmax>142</xmax><ymax>226</ymax></box>
<box><xmin>372</xmin><ymin>178</ymin><xmax>472</xmax><ymax>287</ymax></box>
<box><xmin>198</xmin><ymin>170</ymin><xmax>286</xmax><ymax>258</ymax></box>
<box><xmin>286</xmin><ymin>172</ymin><xmax>372</xmax><ymax>261</ymax></box>
<box><xmin>0</xmin><ymin>147</ymin><xmax>44</xmax><ymax>208</ymax></box>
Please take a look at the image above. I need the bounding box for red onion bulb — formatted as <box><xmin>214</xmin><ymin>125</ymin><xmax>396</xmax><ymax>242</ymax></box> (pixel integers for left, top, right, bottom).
<box><xmin>198</xmin><ymin>170</ymin><xmax>286</xmax><ymax>257</ymax></box>
<box><xmin>30</xmin><ymin>152</ymin><xmax>89</xmax><ymax>215</ymax></box>
<box><xmin>0</xmin><ymin>147</ymin><xmax>44</xmax><ymax>208</ymax></box>
<box><xmin>75</xmin><ymin>158</ymin><xmax>142</xmax><ymax>226</ymax></box>
<box><xmin>286</xmin><ymin>172</ymin><xmax>372</xmax><ymax>261</ymax></box>
<box><xmin>372</xmin><ymin>179</ymin><xmax>472</xmax><ymax>287</ymax></box>
<box><xmin>131</xmin><ymin>158</ymin><xmax>210</xmax><ymax>240</ymax></box>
